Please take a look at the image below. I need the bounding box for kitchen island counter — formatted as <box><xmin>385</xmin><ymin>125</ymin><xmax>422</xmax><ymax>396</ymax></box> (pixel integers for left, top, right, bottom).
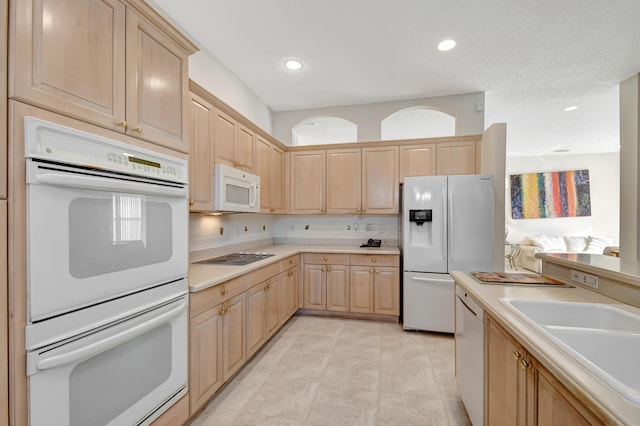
<box><xmin>451</xmin><ymin>270</ymin><xmax>640</xmax><ymax>426</ymax></box>
<box><xmin>189</xmin><ymin>244</ymin><xmax>399</xmax><ymax>292</ymax></box>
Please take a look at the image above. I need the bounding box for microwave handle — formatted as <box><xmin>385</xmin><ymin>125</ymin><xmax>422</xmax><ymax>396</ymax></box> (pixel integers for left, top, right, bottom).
<box><xmin>249</xmin><ymin>183</ymin><xmax>258</xmax><ymax>208</ymax></box>
<box><xmin>33</xmin><ymin>300</ymin><xmax>187</xmax><ymax>373</ymax></box>
<box><xmin>34</xmin><ymin>171</ymin><xmax>188</xmax><ymax>198</ymax></box>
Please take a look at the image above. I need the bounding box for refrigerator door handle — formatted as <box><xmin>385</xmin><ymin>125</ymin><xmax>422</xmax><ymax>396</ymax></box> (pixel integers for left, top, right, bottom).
<box><xmin>411</xmin><ymin>276</ymin><xmax>452</xmax><ymax>284</ymax></box>
<box><xmin>448</xmin><ymin>190</ymin><xmax>454</xmax><ymax>260</ymax></box>
<box><xmin>442</xmin><ymin>191</ymin><xmax>447</xmax><ymax>261</ymax></box>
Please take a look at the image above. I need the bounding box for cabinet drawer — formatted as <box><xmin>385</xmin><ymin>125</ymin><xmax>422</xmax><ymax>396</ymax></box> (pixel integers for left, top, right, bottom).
<box><xmin>350</xmin><ymin>254</ymin><xmax>399</xmax><ymax>267</ymax></box>
<box><xmin>280</xmin><ymin>255</ymin><xmax>299</xmax><ymax>271</ymax></box>
<box><xmin>190</xmin><ymin>276</ymin><xmax>246</xmax><ymax>318</ymax></box>
<box><xmin>246</xmin><ymin>262</ymin><xmax>281</xmax><ymax>289</ymax></box>
<box><xmin>304</xmin><ymin>253</ymin><xmax>350</xmax><ymax>265</ymax></box>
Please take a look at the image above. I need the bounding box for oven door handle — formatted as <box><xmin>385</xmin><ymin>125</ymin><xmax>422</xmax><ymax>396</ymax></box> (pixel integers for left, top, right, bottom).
<box><xmin>34</xmin><ymin>300</ymin><xmax>187</xmax><ymax>372</ymax></box>
<box><xmin>34</xmin><ymin>171</ymin><xmax>187</xmax><ymax>198</ymax></box>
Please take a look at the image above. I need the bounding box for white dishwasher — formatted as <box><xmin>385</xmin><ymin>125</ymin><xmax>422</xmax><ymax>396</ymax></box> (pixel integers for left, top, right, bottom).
<box><xmin>455</xmin><ymin>284</ymin><xmax>484</xmax><ymax>426</ymax></box>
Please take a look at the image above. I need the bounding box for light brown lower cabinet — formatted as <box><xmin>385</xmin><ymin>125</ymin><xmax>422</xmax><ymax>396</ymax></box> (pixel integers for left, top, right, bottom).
<box><xmin>303</xmin><ymin>253</ymin><xmax>400</xmax><ymax>317</ymax></box>
<box><xmin>189</xmin><ymin>260</ymin><xmax>300</xmax><ymax>417</ymax></box>
<box><xmin>189</xmin><ymin>302</ymin><xmax>223</xmax><ymax>414</ymax></box>
<box><xmin>485</xmin><ymin>314</ymin><xmax>604</xmax><ymax>425</ymax></box>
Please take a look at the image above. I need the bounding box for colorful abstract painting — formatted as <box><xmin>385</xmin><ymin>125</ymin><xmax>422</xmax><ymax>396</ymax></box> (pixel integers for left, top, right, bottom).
<box><xmin>510</xmin><ymin>170</ymin><xmax>591</xmax><ymax>219</ymax></box>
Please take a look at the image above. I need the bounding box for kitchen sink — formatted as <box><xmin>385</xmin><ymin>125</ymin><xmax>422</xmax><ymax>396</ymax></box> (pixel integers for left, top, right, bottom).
<box><xmin>499</xmin><ymin>298</ymin><xmax>640</xmax><ymax>406</ymax></box>
<box><xmin>501</xmin><ymin>298</ymin><xmax>640</xmax><ymax>332</ymax></box>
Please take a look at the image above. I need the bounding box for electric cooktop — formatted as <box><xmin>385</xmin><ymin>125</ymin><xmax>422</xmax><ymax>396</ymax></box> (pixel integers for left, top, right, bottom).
<box><xmin>194</xmin><ymin>252</ymin><xmax>275</xmax><ymax>266</ymax></box>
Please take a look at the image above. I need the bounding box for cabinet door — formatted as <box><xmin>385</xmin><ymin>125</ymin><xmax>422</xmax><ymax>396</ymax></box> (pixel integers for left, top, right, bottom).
<box><xmin>290</xmin><ymin>150</ymin><xmax>326</xmax><ymax>214</ymax></box>
<box><xmin>222</xmin><ymin>293</ymin><xmax>246</xmax><ymax>381</ymax></box>
<box><xmin>486</xmin><ymin>316</ymin><xmax>527</xmax><ymax>426</ymax></box>
<box><xmin>188</xmin><ymin>92</ymin><xmax>214</xmax><ymax>211</ymax></box>
<box><xmin>235</xmin><ymin>124</ymin><xmax>256</xmax><ymax>172</ymax></box>
<box><xmin>349</xmin><ymin>266</ymin><xmax>374</xmax><ymax>313</ymax></box>
<box><xmin>326</xmin><ymin>148</ymin><xmax>361</xmax><ymax>214</ymax></box>
<box><xmin>362</xmin><ymin>146</ymin><xmax>399</xmax><ymax>214</ymax></box>
<box><xmin>189</xmin><ymin>306</ymin><xmax>222</xmax><ymax>414</ymax></box>
<box><xmin>246</xmin><ymin>283</ymin><xmax>266</xmax><ymax>357</ymax></box>
<box><xmin>535</xmin><ymin>364</ymin><xmax>602</xmax><ymax>426</ymax></box>
<box><xmin>257</xmin><ymin>136</ymin><xmax>271</xmax><ymax>212</ymax></box>
<box><xmin>1</xmin><ymin>0</ymin><xmax>7</xmax><ymax>199</ymax></box>
<box><xmin>10</xmin><ymin>0</ymin><xmax>126</xmax><ymax>131</ymax></box>
<box><xmin>373</xmin><ymin>267</ymin><xmax>399</xmax><ymax>315</ymax></box>
<box><xmin>270</xmin><ymin>146</ymin><xmax>286</xmax><ymax>214</ymax></box>
<box><xmin>288</xmin><ymin>266</ymin><xmax>300</xmax><ymax>316</ymax></box>
<box><xmin>436</xmin><ymin>141</ymin><xmax>476</xmax><ymax>175</ymax></box>
<box><xmin>265</xmin><ymin>278</ymin><xmax>280</xmax><ymax>338</ymax></box>
<box><xmin>213</xmin><ymin>108</ymin><xmax>236</xmax><ymax>167</ymax></box>
<box><xmin>399</xmin><ymin>144</ymin><xmax>436</xmax><ymax>182</ymax></box>
<box><xmin>0</xmin><ymin>201</ymin><xmax>6</xmax><ymax>425</ymax></box>
<box><xmin>326</xmin><ymin>265</ymin><xmax>349</xmax><ymax>312</ymax></box>
<box><xmin>303</xmin><ymin>264</ymin><xmax>326</xmax><ymax>309</ymax></box>
<box><xmin>125</xmin><ymin>9</ymin><xmax>189</xmax><ymax>152</ymax></box>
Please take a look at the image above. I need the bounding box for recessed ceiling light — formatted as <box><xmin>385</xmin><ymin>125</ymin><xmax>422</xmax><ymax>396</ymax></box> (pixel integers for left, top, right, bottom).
<box><xmin>552</xmin><ymin>148</ymin><xmax>571</xmax><ymax>153</ymax></box>
<box><xmin>284</xmin><ymin>59</ymin><xmax>303</xmax><ymax>71</ymax></box>
<box><xmin>437</xmin><ymin>40</ymin><xmax>456</xmax><ymax>51</ymax></box>
<box><xmin>563</xmin><ymin>106</ymin><xmax>578</xmax><ymax>112</ymax></box>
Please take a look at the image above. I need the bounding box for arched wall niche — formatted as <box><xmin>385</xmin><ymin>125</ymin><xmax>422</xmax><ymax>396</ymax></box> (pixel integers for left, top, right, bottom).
<box><xmin>381</xmin><ymin>107</ymin><xmax>456</xmax><ymax>140</ymax></box>
<box><xmin>292</xmin><ymin>116</ymin><xmax>358</xmax><ymax>146</ymax></box>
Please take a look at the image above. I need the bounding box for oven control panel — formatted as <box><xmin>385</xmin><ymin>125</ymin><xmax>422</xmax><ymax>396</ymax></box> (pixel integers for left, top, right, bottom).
<box><xmin>24</xmin><ymin>116</ymin><xmax>188</xmax><ymax>184</ymax></box>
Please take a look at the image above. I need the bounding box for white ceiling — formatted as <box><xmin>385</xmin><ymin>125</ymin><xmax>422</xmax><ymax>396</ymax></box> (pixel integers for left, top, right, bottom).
<box><xmin>149</xmin><ymin>0</ymin><xmax>640</xmax><ymax>156</ymax></box>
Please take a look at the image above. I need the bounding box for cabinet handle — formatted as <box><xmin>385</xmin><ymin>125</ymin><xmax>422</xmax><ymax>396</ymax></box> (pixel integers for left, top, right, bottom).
<box><xmin>221</xmin><ymin>286</ymin><xmax>228</xmax><ymax>296</ymax></box>
<box><xmin>357</xmin><ymin>208</ymin><xmax>361</xmax><ymax>213</ymax></box>
<box><xmin>116</xmin><ymin>120</ymin><xmax>128</xmax><ymax>131</ymax></box>
<box><xmin>270</xmin><ymin>208</ymin><xmax>275</xmax><ymax>212</ymax></box>
<box><xmin>132</xmin><ymin>125</ymin><xmax>142</xmax><ymax>133</ymax></box>
<box><xmin>520</xmin><ymin>358</ymin><xmax>530</xmax><ymax>370</ymax></box>
<box><xmin>322</xmin><ymin>267</ymin><xmax>326</xmax><ymax>272</ymax></box>
<box><xmin>513</xmin><ymin>350</ymin><xmax>522</xmax><ymax>360</ymax></box>
<box><xmin>321</xmin><ymin>208</ymin><xmax>326</xmax><ymax>213</ymax></box>
<box><xmin>327</xmin><ymin>267</ymin><xmax>331</xmax><ymax>272</ymax></box>
<box><xmin>362</xmin><ymin>209</ymin><xmax>366</xmax><ymax>213</ymax></box>
<box><xmin>189</xmin><ymin>200</ymin><xmax>195</xmax><ymax>206</ymax></box>
<box><xmin>288</xmin><ymin>270</ymin><xmax>294</xmax><ymax>276</ymax></box>
<box><xmin>374</xmin><ymin>269</ymin><xmax>378</xmax><ymax>274</ymax></box>
<box><xmin>371</xmin><ymin>258</ymin><xmax>376</xmax><ymax>263</ymax></box>
<box><xmin>323</xmin><ymin>256</ymin><xmax>328</xmax><ymax>261</ymax></box>
<box><xmin>289</xmin><ymin>259</ymin><xmax>293</xmax><ymax>264</ymax></box>
<box><xmin>369</xmin><ymin>269</ymin><xmax>374</xmax><ymax>274</ymax></box>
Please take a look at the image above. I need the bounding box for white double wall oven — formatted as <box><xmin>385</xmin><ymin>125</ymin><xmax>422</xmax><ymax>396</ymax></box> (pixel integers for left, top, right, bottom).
<box><xmin>24</xmin><ymin>117</ymin><xmax>189</xmax><ymax>426</ymax></box>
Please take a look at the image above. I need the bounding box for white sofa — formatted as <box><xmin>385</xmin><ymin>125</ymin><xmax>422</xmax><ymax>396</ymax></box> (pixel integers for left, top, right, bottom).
<box><xmin>516</xmin><ymin>235</ymin><xmax>615</xmax><ymax>273</ymax></box>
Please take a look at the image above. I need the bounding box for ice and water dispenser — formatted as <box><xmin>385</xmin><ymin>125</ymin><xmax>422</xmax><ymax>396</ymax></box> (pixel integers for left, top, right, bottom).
<box><xmin>408</xmin><ymin>209</ymin><xmax>433</xmax><ymax>248</ymax></box>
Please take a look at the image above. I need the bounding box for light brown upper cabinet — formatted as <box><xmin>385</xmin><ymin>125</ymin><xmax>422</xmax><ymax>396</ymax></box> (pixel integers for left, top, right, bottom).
<box><xmin>290</xmin><ymin>150</ymin><xmax>326</xmax><ymax>214</ymax></box>
<box><xmin>436</xmin><ymin>140</ymin><xmax>476</xmax><ymax>175</ymax></box>
<box><xmin>10</xmin><ymin>0</ymin><xmax>197</xmax><ymax>153</ymax></box>
<box><xmin>257</xmin><ymin>136</ymin><xmax>285</xmax><ymax>214</ymax></box>
<box><xmin>326</xmin><ymin>148</ymin><xmax>361</xmax><ymax>214</ymax></box>
<box><xmin>326</xmin><ymin>146</ymin><xmax>398</xmax><ymax>215</ymax></box>
<box><xmin>399</xmin><ymin>144</ymin><xmax>437</xmax><ymax>183</ymax></box>
<box><xmin>188</xmin><ymin>92</ymin><xmax>215</xmax><ymax>211</ymax></box>
<box><xmin>362</xmin><ymin>146</ymin><xmax>399</xmax><ymax>214</ymax></box>
<box><xmin>213</xmin><ymin>108</ymin><xmax>256</xmax><ymax>173</ymax></box>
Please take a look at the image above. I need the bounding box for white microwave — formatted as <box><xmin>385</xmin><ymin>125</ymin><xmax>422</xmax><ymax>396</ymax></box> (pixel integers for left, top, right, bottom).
<box><xmin>214</xmin><ymin>163</ymin><xmax>260</xmax><ymax>213</ymax></box>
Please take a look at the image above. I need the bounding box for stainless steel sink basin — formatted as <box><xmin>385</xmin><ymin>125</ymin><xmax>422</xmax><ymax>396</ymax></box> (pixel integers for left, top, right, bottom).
<box><xmin>499</xmin><ymin>298</ymin><xmax>640</xmax><ymax>406</ymax></box>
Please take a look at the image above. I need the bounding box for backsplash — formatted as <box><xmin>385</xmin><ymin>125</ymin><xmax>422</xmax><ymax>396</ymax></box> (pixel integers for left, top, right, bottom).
<box><xmin>189</xmin><ymin>213</ymin><xmax>400</xmax><ymax>253</ymax></box>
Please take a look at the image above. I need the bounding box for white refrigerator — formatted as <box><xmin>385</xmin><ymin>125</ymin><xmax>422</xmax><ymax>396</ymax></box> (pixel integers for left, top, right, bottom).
<box><xmin>402</xmin><ymin>175</ymin><xmax>494</xmax><ymax>332</ymax></box>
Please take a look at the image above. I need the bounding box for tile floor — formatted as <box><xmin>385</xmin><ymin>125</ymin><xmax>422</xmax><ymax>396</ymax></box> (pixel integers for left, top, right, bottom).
<box><xmin>190</xmin><ymin>315</ymin><xmax>472</xmax><ymax>426</ymax></box>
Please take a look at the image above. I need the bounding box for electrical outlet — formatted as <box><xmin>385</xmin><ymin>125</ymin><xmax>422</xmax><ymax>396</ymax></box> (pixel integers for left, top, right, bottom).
<box><xmin>570</xmin><ymin>269</ymin><xmax>599</xmax><ymax>289</ymax></box>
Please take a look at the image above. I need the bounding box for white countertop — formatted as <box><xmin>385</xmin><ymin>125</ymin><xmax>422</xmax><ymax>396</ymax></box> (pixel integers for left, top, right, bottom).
<box><xmin>451</xmin><ymin>270</ymin><xmax>640</xmax><ymax>425</ymax></box>
<box><xmin>188</xmin><ymin>244</ymin><xmax>400</xmax><ymax>292</ymax></box>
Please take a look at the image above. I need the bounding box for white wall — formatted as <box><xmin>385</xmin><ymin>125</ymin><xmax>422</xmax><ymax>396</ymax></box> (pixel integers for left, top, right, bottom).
<box><xmin>272</xmin><ymin>92</ymin><xmax>485</xmax><ymax>146</ymax></box>
<box><xmin>505</xmin><ymin>153</ymin><xmax>620</xmax><ymax>244</ymax></box>
<box><xmin>272</xmin><ymin>215</ymin><xmax>399</xmax><ymax>246</ymax></box>
<box><xmin>620</xmin><ymin>74</ymin><xmax>639</xmax><ymax>261</ymax></box>
<box><xmin>189</xmin><ymin>50</ymin><xmax>273</xmax><ymax>133</ymax></box>
<box><xmin>189</xmin><ymin>213</ymin><xmax>399</xmax><ymax>254</ymax></box>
